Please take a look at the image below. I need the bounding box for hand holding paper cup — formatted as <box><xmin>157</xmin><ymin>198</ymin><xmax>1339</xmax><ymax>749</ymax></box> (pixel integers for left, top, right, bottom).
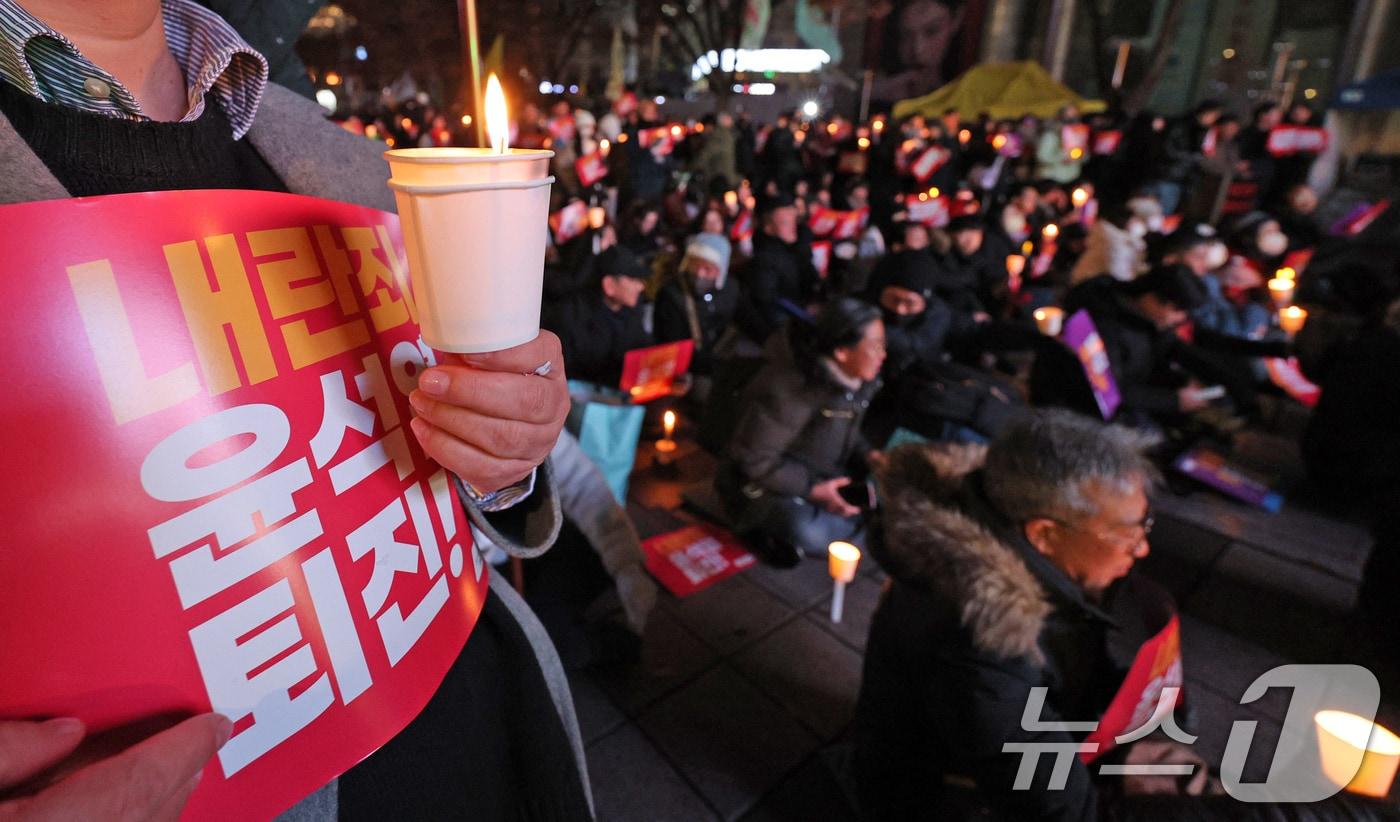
<box><xmin>387</xmin><ymin>75</ymin><xmax>555</xmax><ymax>353</ymax></box>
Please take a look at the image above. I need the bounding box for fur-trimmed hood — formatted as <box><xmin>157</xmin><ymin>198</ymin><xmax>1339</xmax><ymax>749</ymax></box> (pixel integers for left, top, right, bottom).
<box><xmin>876</xmin><ymin>442</ymin><xmax>1052</xmax><ymax>666</ymax></box>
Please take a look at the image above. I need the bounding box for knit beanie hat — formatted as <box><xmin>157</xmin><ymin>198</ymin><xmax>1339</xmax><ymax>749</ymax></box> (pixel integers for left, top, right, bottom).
<box><xmin>684</xmin><ymin>232</ymin><xmax>733</xmax><ymax>288</ymax></box>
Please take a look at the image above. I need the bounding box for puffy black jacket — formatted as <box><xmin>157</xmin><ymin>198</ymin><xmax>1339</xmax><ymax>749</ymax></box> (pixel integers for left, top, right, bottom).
<box><xmin>856</xmin><ymin>443</ymin><xmax>1175</xmax><ymax>821</ymax></box>
<box><xmin>542</xmin><ymin>290</ymin><xmax>653</xmax><ymax>389</ymax></box>
<box><xmin>735</xmin><ymin>233</ymin><xmax>819</xmax><ymax>344</ymax></box>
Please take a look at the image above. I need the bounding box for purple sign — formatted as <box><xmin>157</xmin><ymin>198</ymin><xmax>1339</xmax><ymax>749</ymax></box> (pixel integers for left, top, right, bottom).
<box><xmin>1173</xmin><ymin>447</ymin><xmax>1283</xmax><ymax>512</ymax></box>
<box><xmin>1062</xmin><ymin>310</ymin><xmax>1121</xmax><ymax>419</ymax></box>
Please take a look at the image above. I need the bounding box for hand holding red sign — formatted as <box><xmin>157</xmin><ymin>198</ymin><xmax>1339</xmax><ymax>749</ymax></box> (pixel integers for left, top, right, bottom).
<box><xmin>0</xmin><ymin>713</ymin><xmax>229</xmax><ymax>822</ymax></box>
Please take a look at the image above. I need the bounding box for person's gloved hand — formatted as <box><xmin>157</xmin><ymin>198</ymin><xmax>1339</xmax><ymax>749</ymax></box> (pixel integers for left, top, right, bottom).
<box><xmin>0</xmin><ymin>714</ymin><xmax>230</xmax><ymax>821</ymax></box>
<box><xmin>614</xmin><ymin>563</ymin><xmax>659</xmax><ymax>635</ymax></box>
<box><xmin>409</xmin><ymin>332</ymin><xmax>569</xmax><ymax>494</ymax></box>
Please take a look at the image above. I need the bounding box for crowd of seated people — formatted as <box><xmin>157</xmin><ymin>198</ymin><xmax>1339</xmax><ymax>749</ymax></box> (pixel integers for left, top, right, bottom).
<box><xmin>363</xmin><ymin>91</ymin><xmax>1396</xmax><ymax>818</ymax></box>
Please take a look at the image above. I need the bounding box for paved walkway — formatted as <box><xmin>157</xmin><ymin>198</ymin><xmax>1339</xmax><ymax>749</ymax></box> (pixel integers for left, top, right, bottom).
<box><xmin>557</xmin><ymin>413</ymin><xmax>1397</xmax><ymax>820</ymax></box>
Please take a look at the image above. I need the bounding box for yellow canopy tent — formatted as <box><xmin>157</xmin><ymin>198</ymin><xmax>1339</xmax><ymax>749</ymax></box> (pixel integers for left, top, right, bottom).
<box><xmin>893</xmin><ymin>61</ymin><xmax>1106</xmax><ymax>122</ymax></box>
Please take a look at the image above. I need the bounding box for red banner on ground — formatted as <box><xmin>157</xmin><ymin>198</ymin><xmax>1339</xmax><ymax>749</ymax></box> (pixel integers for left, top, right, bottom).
<box><xmin>0</xmin><ymin>190</ymin><xmax>487</xmax><ymax>821</ymax></box>
<box><xmin>642</xmin><ymin>524</ymin><xmax>755</xmax><ymax>597</ymax></box>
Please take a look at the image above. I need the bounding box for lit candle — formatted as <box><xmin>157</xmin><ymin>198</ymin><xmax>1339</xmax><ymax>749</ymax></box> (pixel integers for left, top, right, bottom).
<box><xmin>724</xmin><ymin>190</ymin><xmax>738</xmax><ymax>210</ymax></box>
<box><xmin>992</xmin><ymin>134</ymin><xmax>1007</xmax><ymax>150</ymax></box>
<box><xmin>1043</xmin><ymin>223</ymin><xmax>1061</xmax><ymax>241</ymax></box>
<box><xmin>599</xmin><ymin>138</ymin><xmax>610</xmax><ymax>157</ymax></box>
<box><xmin>927</xmin><ymin>187</ymin><xmax>940</xmax><ymax>199</ymax></box>
<box><xmin>384</xmin><ymin>72</ymin><xmax>556</xmax><ymax>352</ymax></box>
<box><xmin>1315</xmin><ymin>711</ymin><xmax>1400</xmax><ymax>798</ymax></box>
<box><xmin>1277</xmin><ymin>266</ymin><xmax>1297</xmax><ymax>282</ymax></box>
<box><xmin>872</xmin><ymin>118</ymin><xmax>885</xmax><ymax>133</ymax></box>
<box><xmin>958</xmin><ymin>129</ymin><xmax>971</xmax><ymax>145</ymax></box>
<box><xmin>1070</xmin><ymin>147</ymin><xmax>1085</xmax><ymax>160</ymax></box>
<box><xmin>670</xmin><ymin>124</ymin><xmax>683</xmax><ymax>139</ymax></box>
<box><xmin>857</xmin><ymin>136</ymin><xmax>871</xmax><ymax>150</ymax></box>
<box><xmin>1022</xmin><ymin>240</ymin><xmax>1035</xmax><ymax>256</ymax></box>
<box><xmin>588</xmin><ymin>206</ymin><xmax>607</xmax><ymax>230</ymax></box>
<box><xmin>656</xmin><ymin>409</ymin><xmax>679</xmax><ymax>462</ymax></box>
<box><xmin>1072</xmin><ymin>187</ymin><xmax>1090</xmax><ymax>208</ymax></box>
<box><xmin>1268</xmin><ymin>278</ymin><xmax>1295</xmax><ymax>308</ymax></box>
<box><xmin>1006</xmin><ymin>255</ymin><xmax>1026</xmax><ymax>279</ymax></box>
<box><xmin>1034</xmin><ymin>307</ymin><xmax>1065</xmax><ymax>337</ymax></box>
<box><xmin>460</xmin><ymin>114</ymin><xmax>473</xmax><ymax>127</ymax></box>
<box><xmin>1279</xmin><ymin>305</ymin><xmax>1308</xmax><ymax>335</ymax></box>
<box><xmin>828</xmin><ymin>541</ymin><xmax>862</xmax><ymax>623</ymax></box>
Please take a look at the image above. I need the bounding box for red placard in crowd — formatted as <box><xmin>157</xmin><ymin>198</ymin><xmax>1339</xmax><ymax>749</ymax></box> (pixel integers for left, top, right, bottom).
<box><xmin>1080</xmin><ymin>617</ymin><xmax>1183</xmax><ymax>763</ymax></box>
<box><xmin>0</xmin><ymin>190</ymin><xmax>488</xmax><ymax>820</ymax></box>
<box><xmin>1093</xmin><ymin>130</ymin><xmax>1123</xmax><ymax>156</ymax></box>
<box><xmin>909</xmin><ymin>145</ymin><xmax>952</xmax><ymax>183</ymax></box>
<box><xmin>620</xmin><ymin>340</ymin><xmax>695</xmax><ymax>403</ymax></box>
<box><xmin>575</xmin><ymin>149</ymin><xmax>610</xmax><ymax>187</ymax></box>
<box><xmin>730</xmin><ymin>209</ymin><xmax>754</xmax><ymax>244</ymax></box>
<box><xmin>809</xmin><ymin>206</ymin><xmax>869</xmax><ymax>240</ymax></box>
<box><xmin>1265</xmin><ymin>357</ymin><xmax>1321</xmax><ymax>407</ymax></box>
<box><xmin>1266</xmin><ymin>126</ymin><xmax>1329</xmax><ymax>157</ymax></box>
<box><xmin>642</xmin><ymin>524</ymin><xmax>755</xmax><ymax>597</ymax></box>
<box><xmin>549</xmin><ymin>200</ymin><xmax>590</xmax><ymax>244</ymax></box>
<box><xmin>613</xmin><ymin>91</ymin><xmax>638</xmax><ymax>118</ymax></box>
<box><xmin>903</xmin><ymin>194</ymin><xmax>952</xmax><ymax>228</ymax></box>
<box><xmin>811</xmin><ymin>240</ymin><xmax>833</xmax><ymax>278</ymax></box>
<box><xmin>1061</xmin><ymin>123</ymin><xmax>1091</xmax><ymax>157</ymax></box>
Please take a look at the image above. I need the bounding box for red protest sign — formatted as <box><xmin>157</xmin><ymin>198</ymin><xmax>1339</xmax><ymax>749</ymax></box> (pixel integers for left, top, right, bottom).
<box><xmin>620</xmin><ymin>339</ymin><xmax>695</xmax><ymax>403</ymax></box>
<box><xmin>910</xmin><ymin>145</ymin><xmax>951</xmax><ymax>183</ymax></box>
<box><xmin>1080</xmin><ymin>617</ymin><xmax>1183</xmax><ymax>762</ymax></box>
<box><xmin>1093</xmin><ymin>130</ymin><xmax>1123</xmax><ymax>156</ymax></box>
<box><xmin>1061</xmin><ymin>124</ymin><xmax>1091</xmax><ymax>157</ymax></box>
<box><xmin>550</xmin><ymin>200</ymin><xmax>590</xmax><ymax>244</ymax></box>
<box><xmin>811</xmin><ymin>240</ymin><xmax>833</xmax><ymax>278</ymax></box>
<box><xmin>904</xmin><ymin>194</ymin><xmax>951</xmax><ymax>227</ymax></box>
<box><xmin>642</xmin><ymin>524</ymin><xmax>755</xmax><ymax>597</ymax></box>
<box><xmin>1266</xmin><ymin>357</ymin><xmax>1321</xmax><ymax>407</ymax></box>
<box><xmin>575</xmin><ymin>150</ymin><xmax>610</xmax><ymax>187</ymax></box>
<box><xmin>0</xmin><ymin>190</ymin><xmax>487</xmax><ymax>820</ymax></box>
<box><xmin>1267</xmin><ymin>126</ymin><xmax>1329</xmax><ymax>157</ymax></box>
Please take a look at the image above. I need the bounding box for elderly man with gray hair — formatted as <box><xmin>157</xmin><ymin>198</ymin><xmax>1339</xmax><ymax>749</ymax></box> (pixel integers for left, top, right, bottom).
<box><xmin>853</xmin><ymin>411</ymin><xmax>1400</xmax><ymax>820</ymax></box>
<box><xmin>854</xmin><ymin>409</ymin><xmax>1183</xmax><ymax>820</ymax></box>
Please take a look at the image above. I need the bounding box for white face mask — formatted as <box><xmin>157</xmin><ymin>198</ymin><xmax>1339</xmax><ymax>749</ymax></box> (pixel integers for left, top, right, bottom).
<box><xmin>1205</xmin><ymin>241</ymin><xmax>1230</xmax><ymax>271</ymax></box>
<box><xmin>1257</xmin><ymin>230</ymin><xmax>1289</xmax><ymax>257</ymax></box>
<box><xmin>1127</xmin><ymin>219</ymin><xmax>1149</xmax><ymax>239</ymax></box>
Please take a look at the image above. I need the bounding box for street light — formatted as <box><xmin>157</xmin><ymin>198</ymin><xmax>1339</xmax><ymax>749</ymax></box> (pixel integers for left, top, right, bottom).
<box><xmin>802</xmin><ymin>100</ymin><xmax>819</xmax><ymax>118</ymax></box>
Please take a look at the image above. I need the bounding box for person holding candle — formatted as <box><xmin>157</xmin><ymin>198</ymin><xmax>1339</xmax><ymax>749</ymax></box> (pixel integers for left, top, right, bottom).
<box><xmin>717</xmin><ymin>299</ymin><xmax>885</xmax><ymax>568</ymax></box>
<box><xmin>0</xmin><ymin>1</ymin><xmax>590</xmax><ymax>818</ymax></box>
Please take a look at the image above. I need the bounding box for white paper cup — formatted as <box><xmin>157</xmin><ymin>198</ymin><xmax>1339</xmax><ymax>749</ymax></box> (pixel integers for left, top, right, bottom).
<box><xmin>386</xmin><ymin>148</ymin><xmax>555</xmax><ymax>353</ymax></box>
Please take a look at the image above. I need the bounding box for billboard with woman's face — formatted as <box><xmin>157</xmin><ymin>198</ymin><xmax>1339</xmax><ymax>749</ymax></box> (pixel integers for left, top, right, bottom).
<box><xmin>869</xmin><ymin>0</ymin><xmax>988</xmax><ymax>107</ymax></box>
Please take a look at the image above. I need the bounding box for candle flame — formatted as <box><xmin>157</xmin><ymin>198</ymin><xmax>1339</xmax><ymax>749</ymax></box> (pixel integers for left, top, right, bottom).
<box><xmin>1043</xmin><ymin>223</ymin><xmax>1060</xmax><ymax>240</ymax></box>
<box><xmin>663</xmin><ymin>409</ymin><xmax>677</xmax><ymax>437</ymax></box>
<box><xmin>1072</xmin><ymin>187</ymin><xmax>1090</xmax><ymax>207</ymax></box>
<box><xmin>928</xmin><ymin>187</ymin><xmax>940</xmax><ymax>199</ymax></box>
<box><xmin>1277</xmin><ymin>266</ymin><xmax>1297</xmax><ymax>282</ymax></box>
<box><xmin>485</xmin><ymin>73</ymin><xmax>508</xmax><ymax>154</ymax></box>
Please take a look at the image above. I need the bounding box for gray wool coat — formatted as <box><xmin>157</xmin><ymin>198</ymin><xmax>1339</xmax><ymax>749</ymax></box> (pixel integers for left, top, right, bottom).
<box><xmin>0</xmin><ymin>81</ymin><xmax>591</xmax><ymax>820</ymax></box>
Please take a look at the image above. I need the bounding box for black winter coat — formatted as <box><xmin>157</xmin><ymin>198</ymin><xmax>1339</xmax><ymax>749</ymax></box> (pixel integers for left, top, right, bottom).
<box><xmin>542</xmin><ymin>290</ymin><xmax>653</xmax><ymax>389</ymax></box>
<box><xmin>856</xmin><ymin>444</ymin><xmax>1173</xmax><ymax>821</ymax></box>
<box><xmin>653</xmin><ymin>273</ymin><xmax>741</xmax><ymax>376</ymax></box>
<box><xmin>720</xmin><ymin>329</ymin><xmax>877</xmax><ymax>501</ymax></box>
<box><xmin>735</xmin><ymin>233</ymin><xmax>819</xmax><ymax>344</ymax></box>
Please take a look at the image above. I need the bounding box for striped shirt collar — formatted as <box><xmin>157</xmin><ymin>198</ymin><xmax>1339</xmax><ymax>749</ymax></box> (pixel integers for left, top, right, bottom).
<box><xmin>0</xmin><ymin>0</ymin><xmax>268</xmax><ymax>139</ymax></box>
